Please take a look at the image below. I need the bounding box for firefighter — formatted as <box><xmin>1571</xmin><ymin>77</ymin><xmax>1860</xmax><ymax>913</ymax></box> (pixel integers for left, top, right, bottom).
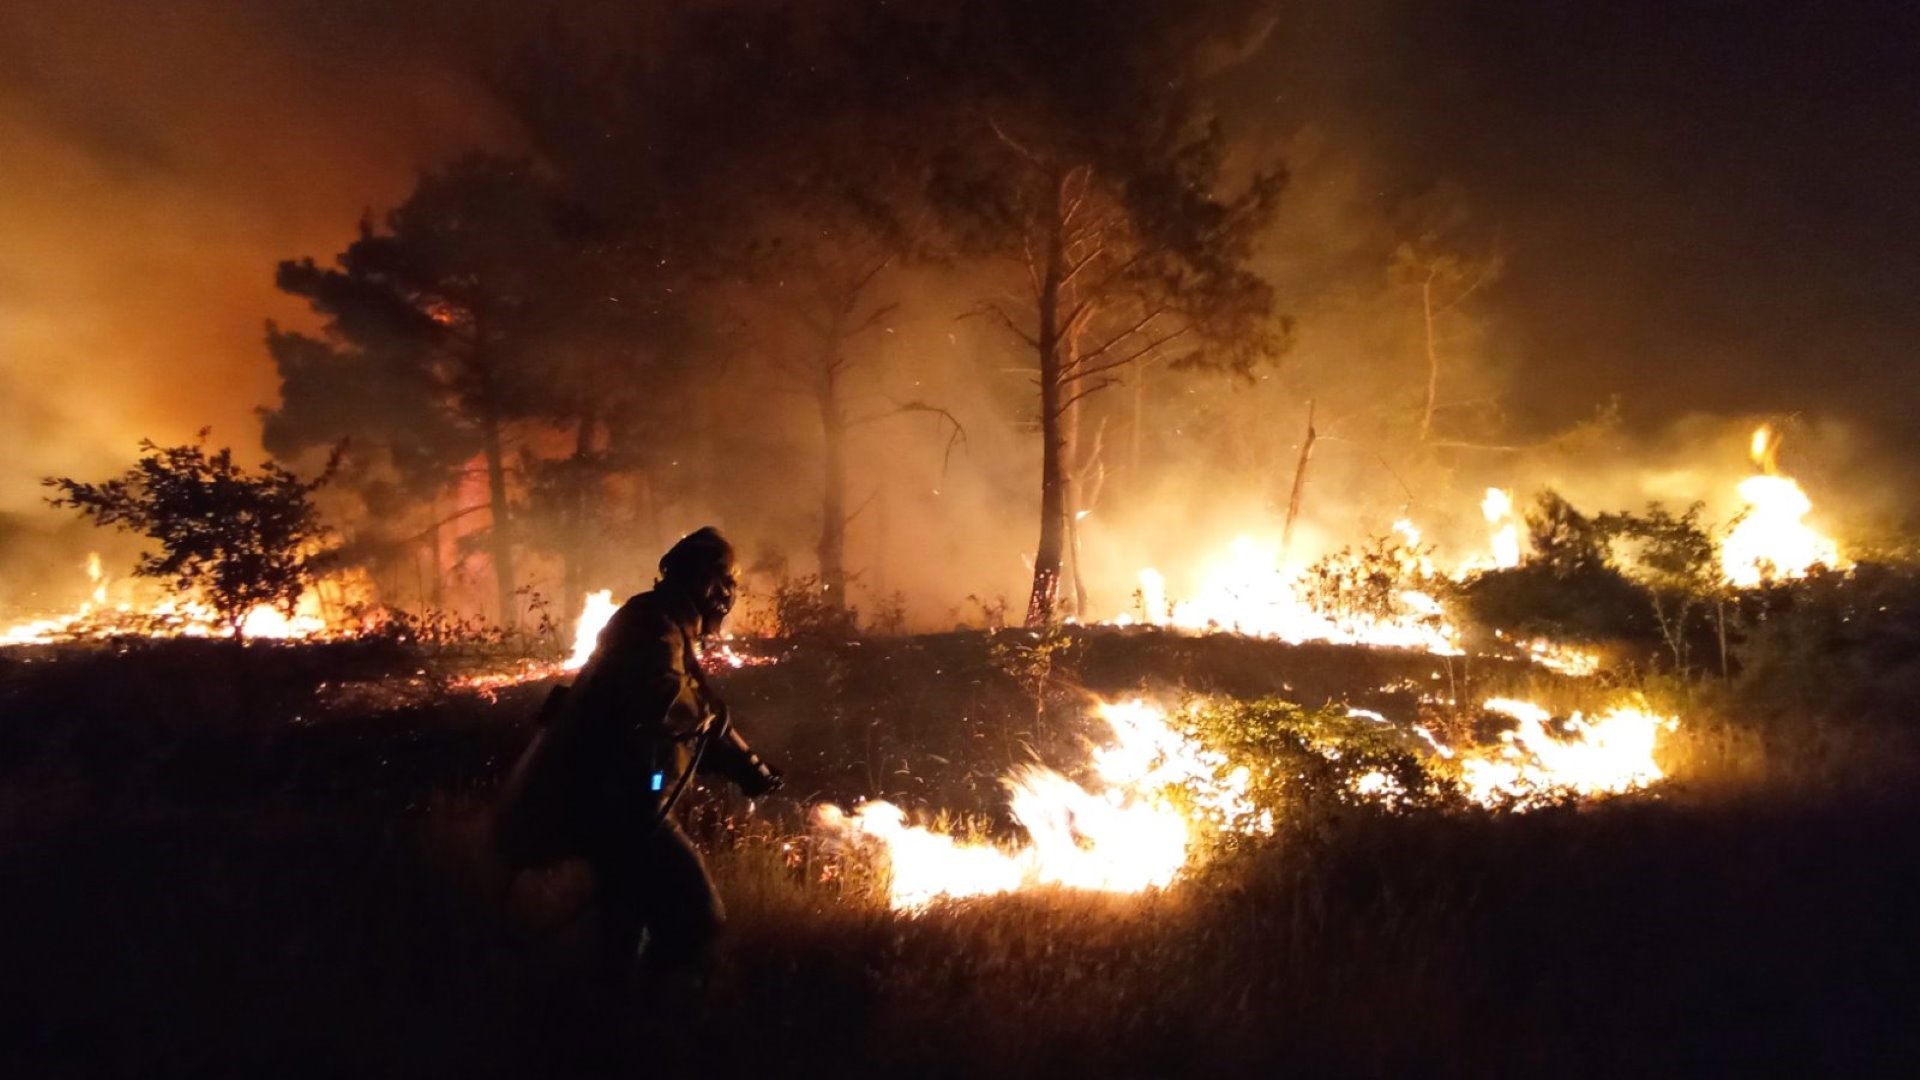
<box><xmin>554</xmin><ymin>526</ymin><xmax>782</xmax><ymax>977</ymax></box>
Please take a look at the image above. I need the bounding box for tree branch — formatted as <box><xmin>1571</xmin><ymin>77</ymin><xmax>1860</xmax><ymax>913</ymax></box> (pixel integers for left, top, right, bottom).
<box><xmin>1058</xmin><ymin>244</ymin><xmax>1107</xmax><ymax>292</ymax></box>
<box><xmin>843</xmin><ymin>486</ymin><xmax>882</xmax><ymax>526</ymax></box>
<box><xmin>397</xmin><ymin>502</ymin><xmax>495</xmax><ymax>545</ymax></box>
<box><xmin>960</xmin><ymin>301</ymin><xmax>1040</xmax><ymax>350</ymax></box>
<box><xmin>1432</xmin><ymin>261</ymin><xmax>1496</xmax><ymax>316</ymax></box>
<box><xmin>1062</xmin><ymin>307</ymin><xmax>1167</xmax><ymax>376</ymax></box>
<box><xmin>1051</xmin><ymin>376</ymin><xmax>1123</xmax><ymax>419</ymax></box>
<box><xmin>874</xmin><ymin>399</ymin><xmax>970</xmax><ymax>477</ymax></box>
<box><xmin>988</xmin><ymin>116</ymin><xmax>1045</xmax><ymax>168</ymax></box>
<box><xmin>848</xmin><ymin>300</ymin><xmax>899</xmax><ymax>339</ymax></box>
<box><xmin>1071</xmin><ymin>325</ymin><xmax>1190</xmax><ymax>380</ymax></box>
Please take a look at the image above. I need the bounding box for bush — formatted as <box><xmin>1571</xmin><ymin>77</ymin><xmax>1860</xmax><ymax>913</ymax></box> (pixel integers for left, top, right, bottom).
<box><xmin>43</xmin><ymin>431</ymin><xmax>340</xmax><ymax>635</ymax></box>
<box><xmin>1185</xmin><ymin>697</ymin><xmax>1462</xmax><ymax>826</ymax></box>
<box><xmin>1302</xmin><ymin>532</ymin><xmax>1448</xmax><ymax>631</ymax></box>
<box><xmin>1724</xmin><ymin>564</ymin><xmax>1920</xmax><ymax>769</ymax></box>
<box><xmin>766</xmin><ymin>574</ymin><xmax>861</xmax><ymax>642</ymax></box>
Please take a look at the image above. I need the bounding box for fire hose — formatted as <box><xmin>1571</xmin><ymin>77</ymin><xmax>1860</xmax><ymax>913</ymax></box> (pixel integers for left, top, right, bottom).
<box><xmin>645</xmin><ymin>719</ymin><xmax>713</xmax><ymax>835</ymax></box>
<box><xmin>646</xmin><ymin>639</ymin><xmax>780</xmax><ymax>832</ymax></box>
<box><xmin>644</xmin><ymin>708</ymin><xmax>781</xmax><ymax>836</ymax></box>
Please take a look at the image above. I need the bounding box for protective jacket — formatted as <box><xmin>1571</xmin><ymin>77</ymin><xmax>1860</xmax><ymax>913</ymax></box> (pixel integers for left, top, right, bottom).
<box><xmin>568</xmin><ymin>588</ymin><xmax>731</xmax><ymax>824</ymax></box>
<box><xmin>494</xmin><ymin>585</ymin><xmax>771</xmax><ymax>872</ymax></box>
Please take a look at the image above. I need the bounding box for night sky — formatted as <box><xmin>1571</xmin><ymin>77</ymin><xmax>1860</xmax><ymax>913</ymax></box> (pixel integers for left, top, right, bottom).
<box><xmin>1284</xmin><ymin>2</ymin><xmax>1920</xmax><ymax>447</ymax></box>
<box><xmin>2</xmin><ymin>0</ymin><xmax>1917</xmax><ymax>513</ymax></box>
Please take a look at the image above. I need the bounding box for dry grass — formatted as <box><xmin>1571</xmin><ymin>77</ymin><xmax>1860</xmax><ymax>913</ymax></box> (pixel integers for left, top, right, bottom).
<box><xmin>2</xmin><ymin>630</ymin><xmax>1918</xmax><ymax>1076</ymax></box>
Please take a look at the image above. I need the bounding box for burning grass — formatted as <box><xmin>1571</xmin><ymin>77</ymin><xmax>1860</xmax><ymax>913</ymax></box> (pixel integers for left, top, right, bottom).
<box><xmin>4</xmin><ymin>608</ymin><xmax>1920</xmax><ymax>1075</ymax></box>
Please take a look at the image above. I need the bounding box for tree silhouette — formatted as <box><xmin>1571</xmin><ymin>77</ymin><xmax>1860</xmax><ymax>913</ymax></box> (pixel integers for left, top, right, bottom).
<box><xmin>905</xmin><ymin>0</ymin><xmax>1287</xmax><ymax>625</ymax></box>
<box><xmin>43</xmin><ymin>432</ymin><xmax>338</xmax><ymax>636</ymax></box>
<box><xmin>266</xmin><ymin>154</ymin><xmax>577</xmax><ymax>626</ymax></box>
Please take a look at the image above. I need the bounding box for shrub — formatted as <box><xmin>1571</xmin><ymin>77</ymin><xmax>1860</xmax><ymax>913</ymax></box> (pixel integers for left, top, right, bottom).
<box><xmin>43</xmin><ymin>431</ymin><xmax>339</xmax><ymax>635</ymax></box>
<box><xmin>1185</xmin><ymin>697</ymin><xmax>1462</xmax><ymax>827</ymax></box>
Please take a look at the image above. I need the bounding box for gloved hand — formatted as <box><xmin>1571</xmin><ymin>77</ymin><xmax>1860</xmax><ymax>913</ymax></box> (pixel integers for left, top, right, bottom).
<box><xmin>740</xmin><ymin>755</ymin><xmax>784</xmax><ymax>797</ymax></box>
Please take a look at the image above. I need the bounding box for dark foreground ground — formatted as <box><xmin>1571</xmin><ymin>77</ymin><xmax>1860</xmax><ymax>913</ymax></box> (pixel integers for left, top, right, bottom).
<box><xmin>1</xmin><ymin>632</ymin><xmax>1917</xmax><ymax>1078</ymax></box>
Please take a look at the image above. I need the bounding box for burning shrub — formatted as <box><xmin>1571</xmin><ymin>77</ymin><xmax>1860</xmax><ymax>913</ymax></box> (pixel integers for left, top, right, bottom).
<box><xmin>1455</xmin><ymin>491</ymin><xmax>1657</xmax><ymax>652</ymax></box>
<box><xmin>1301</xmin><ymin>531</ymin><xmax>1447</xmax><ymax>631</ymax></box>
<box><xmin>1184</xmin><ymin>697</ymin><xmax>1460</xmax><ymax>825</ymax></box>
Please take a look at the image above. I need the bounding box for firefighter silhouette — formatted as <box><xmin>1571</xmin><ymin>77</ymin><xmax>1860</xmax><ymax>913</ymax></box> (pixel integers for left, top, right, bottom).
<box><xmin>495</xmin><ymin>526</ymin><xmax>782</xmax><ymax>977</ymax></box>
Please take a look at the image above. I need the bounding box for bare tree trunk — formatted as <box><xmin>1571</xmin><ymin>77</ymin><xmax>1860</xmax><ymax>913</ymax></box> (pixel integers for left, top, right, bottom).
<box><xmin>1062</xmin><ymin>390</ymin><xmax>1089</xmax><ymax>619</ymax></box>
<box><xmin>412</xmin><ymin>540</ymin><xmax>427</xmax><ymax>610</ymax></box>
<box><xmin>872</xmin><ymin>486</ymin><xmax>890</xmax><ymax>598</ymax></box>
<box><xmin>1419</xmin><ymin>273</ymin><xmax>1439</xmax><ymax>442</ymax></box>
<box><xmin>1281</xmin><ymin>399</ymin><xmax>1317</xmax><ymax>566</ymax></box>
<box><xmin>560</xmin><ymin>409</ymin><xmax>597</xmax><ymax>624</ymax></box>
<box><xmin>817</xmin><ymin>348</ymin><xmax>849</xmax><ymax>609</ymax></box>
<box><xmin>1130</xmin><ymin>361</ymin><xmax>1145</xmax><ymax>479</ymax></box>
<box><xmin>1067</xmin><ymin>413</ymin><xmax>1108</xmax><ymax>620</ymax></box>
<box><xmin>425</xmin><ymin>495</ymin><xmax>445</xmax><ymax>610</ymax></box>
<box><xmin>1026</xmin><ymin>201</ymin><xmax>1069</xmax><ymax>628</ymax></box>
<box><xmin>1716</xmin><ymin>597</ymin><xmax>1730</xmax><ymax>680</ymax></box>
<box><xmin>632</xmin><ymin>467</ymin><xmax>661</xmax><ymax>558</ymax></box>
<box><xmin>478</xmin><ymin>407</ymin><xmax>517</xmax><ymax>628</ymax></box>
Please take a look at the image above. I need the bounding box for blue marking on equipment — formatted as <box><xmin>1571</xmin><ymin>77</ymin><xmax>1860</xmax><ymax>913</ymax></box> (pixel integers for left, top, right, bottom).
<box><xmin>650</xmin><ymin>771</ymin><xmax>665</xmax><ymax>792</ymax></box>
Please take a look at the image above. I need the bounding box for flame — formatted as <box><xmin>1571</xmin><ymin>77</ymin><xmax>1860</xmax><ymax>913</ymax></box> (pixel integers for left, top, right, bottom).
<box><xmin>450</xmin><ymin>587</ymin><xmax>779</xmax><ymax>695</ymax></box>
<box><xmin>823</xmin><ymin>693</ymin><xmax>1679</xmax><ymax>910</ymax></box>
<box><xmin>566</xmin><ymin>590</ymin><xmax>618</xmax><ymax>669</ymax></box>
<box><xmin>1127</xmin><ymin>537</ymin><xmax>1460</xmax><ymax>654</ymax></box>
<box><xmin>1350</xmin><ymin>768</ymin><xmax>1406</xmax><ymax>805</ymax></box>
<box><xmin>815</xmin><ymin>699</ymin><xmax>1266</xmax><ymax>911</ymax></box>
<box><xmin>1458</xmin><ymin>698</ymin><xmax>1675</xmax><ymax>808</ymax></box>
<box><xmin>236</xmin><ymin>603</ymin><xmax>330</xmax><ymax>639</ymax></box>
<box><xmin>1482</xmin><ymin>488</ymin><xmax>1523</xmax><ymax>569</ymax></box>
<box><xmin>451</xmin><ymin>587</ymin><xmax>622</xmax><ymax>694</ymax></box>
<box><xmin>2</xmin><ymin>554</ymin><xmax>334</xmax><ymax>645</ymax></box>
<box><xmin>1721</xmin><ymin>425</ymin><xmax>1842</xmax><ymax>586</ymax></box>
<box><xmin>1750</xmin><ymin>423</ymin><xmax>1778</xmax><ymax>473</ymax></box>
<box><xmin>1493</xmin><ymin>630</ymin><xmax>1602</xmax><ymax>677</ymax></box>
<box><xmin>1136</xmin><ymin>568</ymin><xmax>1169</xmax><ymax>623</ymax></box>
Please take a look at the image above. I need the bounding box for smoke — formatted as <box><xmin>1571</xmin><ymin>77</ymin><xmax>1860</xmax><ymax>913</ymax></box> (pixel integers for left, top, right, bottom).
<box><xmin>1240</xmin><ymin>1</ymin><xmax>1920</xmax><ymax>458</ymax></box>
<box><xmin>0</xmin><ymin>1</ymin><xmax>514</xmax><ymax>518</ymax></box>
<box><xmin>2</xmin><ymin>0</ymin><xmax>1915</xmax><ymax>625</ymax></box>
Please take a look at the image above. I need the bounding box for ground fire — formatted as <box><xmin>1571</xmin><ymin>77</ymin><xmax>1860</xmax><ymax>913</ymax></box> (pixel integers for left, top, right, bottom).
<box><xmin>812</xmin><ymin>693</ymin><xmax>1676</xmax><ymax>912</ymax></box>
<box><xmin>0</xmin><ymin>552</ymin><xmax>333</xmax><ymax>646</ymax></box>
<box><xmin>0</xmin><ymin>425</ymin><xmax>1832</xmax><ymax>878</ymax></box>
